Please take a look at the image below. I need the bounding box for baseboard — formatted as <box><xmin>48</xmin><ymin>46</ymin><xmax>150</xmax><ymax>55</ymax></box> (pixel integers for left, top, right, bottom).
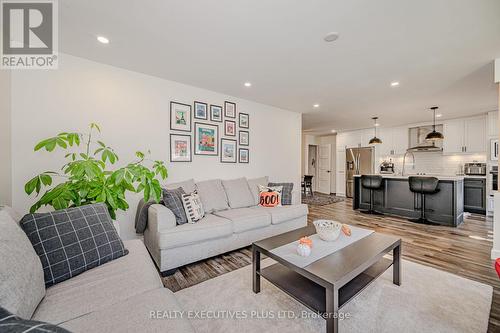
<box><xmin>491</xmin><ymin>249</ymin><xmax>500</xmax><ymax>259</ymax></box>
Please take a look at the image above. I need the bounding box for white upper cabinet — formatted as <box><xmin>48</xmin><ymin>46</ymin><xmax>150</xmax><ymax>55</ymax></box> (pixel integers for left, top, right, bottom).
<box><xmin>375</xmin><ymin>127</ymin><xmax>408</xmax><ymax>157</ymax></box>
<box><xmin>336</xmin><ymin>133</ymin><xmax>347</xmax><ymax>151</ymax></box>
<box><xmin>443</xmin><ymin>116</ymin><xmax>486</xmax><ymax>154</ymax></box>
<box><xmin>392</xmin><ymin>127</ymin><xmax>409</xmax><ymax>155</ymax></box>
<box><xmin>443</xmin><ymin>119</ymin><xmax>464</xmax><ymax>153</ymax></box>
<box><xmin>464</xmin><ymin>116</ymin><xmax>486</xmax><ymax>153</ymax></box>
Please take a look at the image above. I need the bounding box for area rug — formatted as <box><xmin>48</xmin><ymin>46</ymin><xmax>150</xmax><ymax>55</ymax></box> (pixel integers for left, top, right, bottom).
<box><xmin>175</xmin><ymin>259</ymin><xmax>492</xmax><ymax>333</ymax></box>
<box><xmin>302</xmin><ymin>193</ymin><xmax>344</xmax><ymax>206</ymax></box>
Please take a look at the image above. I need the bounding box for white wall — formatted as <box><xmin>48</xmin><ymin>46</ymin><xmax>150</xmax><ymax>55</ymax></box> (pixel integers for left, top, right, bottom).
<box><xmin>10</xmin><ymin>54</ymin><xmax>302</xmax><ymax>240</ymax></box>
<box><xmin>0</xmin><ymin>71</ymin><xmax>12</xmax><ymax>206</ymax></box>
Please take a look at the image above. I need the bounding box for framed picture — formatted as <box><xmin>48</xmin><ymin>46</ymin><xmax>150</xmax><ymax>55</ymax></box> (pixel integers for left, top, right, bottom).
<box><xmin>239</xmin><ymin>148</ymin><xmax>249</xmax><ymax>163</ymax></box>
<box><xmin>210</xmin><ymin>104</ymin><xmax>223</xmax><ymax>122</ymax></box>
<box><xmin>221</xmin><ymin>138</ymin><xmax>237</xmax><ymax>163</ymax></box>
<box><xmin>194</xmin><ymin>101</ymin><xmax>208</xmax><ymax>120</ymax></box>
<box><xmin>239</xmin><ymin>113</ymin><xmax>249</xmax><ymax>128</ymax></box>
<box><xmin>239</xmin><ymin>130</ymin><xmax>249</xmax><ymax>146</ymax></box>
<box><xmin>194</xmin><ymin>122</ymin><xmax>218</xmax><ymax>155</ymax></box>
<box><xmin>170</xmin><ymin>101</ymin><xmax>192</xmax><ymax>132</ymax></box>
<box><xmin>170</xmin><ymin>134</ymin><xmax>192</xmax><ymax>162</ymax></box>
<box><xmin>224</xmin><ymin>101</ymin><xmax>236</xmax><ymax>118</ymax></box>
<box><xmin>224</xmin><ymin>120</ymin><xmax>236</xmax><ymax>136</ymax></box>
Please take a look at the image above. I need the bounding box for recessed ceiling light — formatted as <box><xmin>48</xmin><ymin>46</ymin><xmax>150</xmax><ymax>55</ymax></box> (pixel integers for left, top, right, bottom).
<box><xmin>375</xmin><ymin>123</ymin><xmax>380</xmax><ymax>127</ymax></box>
<box><xmin>390</xmin><ymin>81</ymin><xmax>400</xmax><ymax>87</ymax></box>
<box><xmin>97</xmin><ymin>36</ymin><xmax>109</xmax><ymax>44</ymax></box>
<box><xmin>313</xmin><ymin>104</ymin><xmax>320</xmax><ymax>108</ymax></box>
<box><xmin>244</xmin><ymin>82</ymin><xmax>252</xmax><ymax>87</ymax></box>
<box><xmin>436</xmin><ymin>114</ymin><xmax>442</xmax><ymax>118</ymax></box>
<box><xmin>331</xmin><ymin>129</ymin><xmax>337</xmax><ymax>133</ymax></box>
<box><xmin>323</xmin><ymin>32</ymin><xmax>339</xmax><ymax>42</ymax></box>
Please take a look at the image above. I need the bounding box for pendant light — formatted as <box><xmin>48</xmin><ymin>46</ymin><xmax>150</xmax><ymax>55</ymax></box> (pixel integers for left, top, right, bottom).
<box><xmin>368</xmin><ymin>117</ymin><xmax>382</xmax><ymax>145</ymax></box>
<box><xmin>425</xmin><ymin>106</ymin><xmax>444</xmax><ymax>141</ymax></box>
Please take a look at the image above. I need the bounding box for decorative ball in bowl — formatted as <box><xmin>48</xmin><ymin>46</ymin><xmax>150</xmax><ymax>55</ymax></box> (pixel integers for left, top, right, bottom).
<box><xmin>313</xmin><ymin>220</ymin><xmax>342</xmax><ymax>242</ymax></box>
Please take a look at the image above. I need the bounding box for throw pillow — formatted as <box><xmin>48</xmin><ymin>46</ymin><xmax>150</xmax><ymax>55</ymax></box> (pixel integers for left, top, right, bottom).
<box><xmin>222</xmin><ymin>178</ymin><xmax>255</xmax><ymax>208</ymax></box>
<box><xmin>0</xmin><ymin>306</ymin><xmax>71</xmax><ymax>333</ymax></box>
<box><xmin>162</xmin><ymin>187</ymin><xmax>188</xmax><ymax>225</ymax></box>
<box><xmin>268</xmin><ymin>182</ymin><xmax>294</xmax><ymax>205</ymax></box>
<box><xmin>195</xmin><ymin>179</ymin><xmax>229</xmax><ymax>213</ymax></box>
<box><xmin>0</xmin><ymin>211</ymin><xmax>45</xmax><ymax>319</ymax></box>
<box><xmin>20</xmin><ymin>203</ymin><xmax>129</xmax><ymax>287</ymax></box>
<box><xmin>247</xmin><ymin>176</ymin><xmax>269</xmax><ymax>205</ymax></box>
<box><xmin>182</xmin><ymin>191</ymin><xmax>205</xmax><ymax>223</ymax></box>
<box><xmin>258</xmin><ymin>185</ymin><xmax>283</xmax><ymax>207</ymax></box>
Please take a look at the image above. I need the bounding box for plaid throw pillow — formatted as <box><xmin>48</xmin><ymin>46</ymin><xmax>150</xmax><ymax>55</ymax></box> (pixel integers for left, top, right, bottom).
<box><xmin>162</xmin><ymin>187</ymin><xmax>188</xmax><ymax>225</ymax></box>
<box><xmin>268</xmin><ymin>182</ymin><xmax>294</xmax><ymax>205</ymax></box>
<box><xmin>0</xmin><ymin>306</ymin><xmax>71</xmax><ymax>333</ymax></box>
<box><xmin>20</xmin><ymin>203</ymin><xmax>129</xmax><ymax>287</ymax></box>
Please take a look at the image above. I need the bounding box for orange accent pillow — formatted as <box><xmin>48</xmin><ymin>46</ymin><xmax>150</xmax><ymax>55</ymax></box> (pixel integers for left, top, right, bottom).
<box><xmin>258</xmin><ymin>185</ymin><xmax>283</xmax><ymax>207</ymax></box>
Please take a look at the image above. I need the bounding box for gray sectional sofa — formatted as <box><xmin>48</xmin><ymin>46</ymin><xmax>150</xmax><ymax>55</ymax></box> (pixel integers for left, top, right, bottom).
<box><xmin>0</xmin><ymin>207</ymin><xmax>194</xmax><ymax>332</ymax></box>
<box><xmin>144</xmin><ymin>177</ymin><xmax>308</xmax><ymax>274</ymax></box>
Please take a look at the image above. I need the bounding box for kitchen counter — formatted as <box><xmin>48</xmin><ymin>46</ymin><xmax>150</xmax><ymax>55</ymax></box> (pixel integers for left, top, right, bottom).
<box><xmin>353</xmin><ymin>174</ymin><xmax>465</xmax><ymax>181</ymax></box>
<box><xmin>353</xmin><ymin>175</ymin><xmax>464</xmax><ymax>227</ymax></box>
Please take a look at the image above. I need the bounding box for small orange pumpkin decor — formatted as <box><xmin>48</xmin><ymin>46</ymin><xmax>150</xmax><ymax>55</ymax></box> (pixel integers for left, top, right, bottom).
<box><xmin>299</xmin><ymin>236</ymin><xmax>313</xmax><ymax>248</ymax></box>
<box><xmin>341</xmin><ymin>224</ymin><xmax>351</xmax><ymax>237</ymax></box>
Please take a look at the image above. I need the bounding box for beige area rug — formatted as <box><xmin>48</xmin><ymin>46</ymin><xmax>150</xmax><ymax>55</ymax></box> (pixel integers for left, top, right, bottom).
<box><xmin>175</xmin><ymin>259</ymin><xmax>492</xmax><ymax>333</ymax></box>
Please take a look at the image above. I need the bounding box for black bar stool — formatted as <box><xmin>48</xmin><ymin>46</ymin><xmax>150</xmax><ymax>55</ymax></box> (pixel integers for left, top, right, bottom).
<box><xmin>360</xmin><ymin>175</ymin><xmax>383</xmax><ymax>215</ymax></box>
<box><xmin>302</xmin><ymin>175</ymin><xmax>314</xmax><ymax>197</ymax></box>
<box><xmin>408</xmin><ymin>176</ymin><xmax>440</xmax><ymax>225</ymax></box>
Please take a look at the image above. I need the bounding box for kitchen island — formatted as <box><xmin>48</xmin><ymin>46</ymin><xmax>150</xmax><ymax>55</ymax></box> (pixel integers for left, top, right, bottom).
<box><xmin>353</xmin><ymin>174</ymin><xmax>464</xmax><ymax>227</ymax></box>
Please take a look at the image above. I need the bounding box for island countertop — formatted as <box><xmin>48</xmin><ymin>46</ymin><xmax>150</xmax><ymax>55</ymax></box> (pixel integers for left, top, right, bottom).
<box><xmin>353</xmin><ymin>174</ymin><xmax>465</xmax><ymax>181</ymax></box>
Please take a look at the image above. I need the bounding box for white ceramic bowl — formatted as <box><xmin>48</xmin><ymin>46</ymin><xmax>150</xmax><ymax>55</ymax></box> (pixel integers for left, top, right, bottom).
<box><xmin>313</xmin><ymin>220</ymin><xmax>342</xmax><ymax>242</ymax></box>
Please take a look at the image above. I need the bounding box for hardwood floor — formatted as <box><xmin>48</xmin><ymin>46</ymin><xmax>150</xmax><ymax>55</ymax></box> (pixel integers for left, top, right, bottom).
<box><xmin>162</xmin><ymin>198</ymin><xmax>499</xmax><ymax>332</ymax></box>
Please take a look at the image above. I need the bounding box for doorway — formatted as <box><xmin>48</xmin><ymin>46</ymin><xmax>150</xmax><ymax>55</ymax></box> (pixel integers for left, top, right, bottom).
<box><xmin>307</xmin><ymin>145</ymin><xmax>318</xmax><ymax>192</ymax></box>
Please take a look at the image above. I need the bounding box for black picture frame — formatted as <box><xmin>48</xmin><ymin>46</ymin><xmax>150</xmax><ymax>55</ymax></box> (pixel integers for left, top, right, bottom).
<box><xmin>170</xmin><ymin>101</ymin><xmax>192</xmax><ymax>132</ymax></box>
<box><xmin>221</xmin><ymin>138</ymin><xmax>237</xmax><ymax>163</ymax></box>
<box><xmin>224</xmin><ymin>101</ymin><xmax>236</xmax><ymax>118</ymax></box>
<box><xmin>169</xmin><ymin>134</ymin><xmax>192</xmax><ymax>162</ymax></box>
<box><xmin>224</xmin><ymin>120</ymin><xmax>236</xmax><ymax>136</ymax></box>
<box><xmin>194</xmin><ymin>122</ymin><xmax>219</xmax><ymax>156</ymax></box>
<box><xmin>194</xmin><ymin>101</ymin><xmax>208</xmax><ymax>120</ymax></box>
<box><xmin>239</xmin><ymin>130</ymin><xmax>249</xmax><ymax>146</ymax></box>
<box><xmin>239</xmin><ymin>112</ymin><xmax>249</xmax><ymax>128</ymax></box>
<box><xmin>210</xmin><ymin>104</ymin><xmax>223</xmax><ymax>122</ymax></box>
<box><xmin>239</xmin><ymin>148</ymin><xmax>249</xmax><ymax>163</ymax></box>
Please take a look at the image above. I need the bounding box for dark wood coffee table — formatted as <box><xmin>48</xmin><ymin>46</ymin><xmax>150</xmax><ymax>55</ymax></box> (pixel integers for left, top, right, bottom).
<box><xmin>252</xmin><ymin>225</ymin><xmax>401</xmax><ymax>333</ymax></box>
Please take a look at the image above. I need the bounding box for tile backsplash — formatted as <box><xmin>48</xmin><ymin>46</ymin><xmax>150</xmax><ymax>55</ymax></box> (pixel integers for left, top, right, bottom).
<box><xmin>378</xmin><ymin>152</ymin><xmax>487</xmax><ymax>175</ymax></box>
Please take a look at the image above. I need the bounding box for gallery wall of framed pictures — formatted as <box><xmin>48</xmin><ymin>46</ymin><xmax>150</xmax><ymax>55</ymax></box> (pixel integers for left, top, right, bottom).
<box><xmin>169</xmin><ymin>99</ymin><xmax>250</xmax><ymax>164</ymax></box>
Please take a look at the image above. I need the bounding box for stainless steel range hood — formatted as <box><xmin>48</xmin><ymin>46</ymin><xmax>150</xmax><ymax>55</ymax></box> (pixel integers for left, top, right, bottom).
<box><xmin>407</xmin><ymin>125</ymin><xmax>443</xmax><ymax>152</ymax></box>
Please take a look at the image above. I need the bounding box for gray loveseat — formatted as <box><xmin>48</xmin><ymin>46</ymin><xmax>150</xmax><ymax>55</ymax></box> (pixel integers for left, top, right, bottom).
<box><xmin>0</xmin><ymin>206</ymin><xmax>194</xmax><ymax>332</ymax></box>
<box><xmin>144</xmin><ymin>177</ymin><xmax>308</xmax><ymax>274</ymax></box>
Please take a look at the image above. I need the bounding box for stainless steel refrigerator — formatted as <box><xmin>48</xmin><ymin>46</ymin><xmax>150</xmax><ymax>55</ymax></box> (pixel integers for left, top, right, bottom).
<box><xmin>345</xmin><ymin>147</ymin><xmax>374</xmax><ymax>198</ymax></box>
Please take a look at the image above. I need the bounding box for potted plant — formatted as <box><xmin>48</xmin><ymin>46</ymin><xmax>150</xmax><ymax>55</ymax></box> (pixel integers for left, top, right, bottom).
<box><xmin>24</xmin><ymin>123</ymin><xmax>167</xmax><ymax>229</ymax></box>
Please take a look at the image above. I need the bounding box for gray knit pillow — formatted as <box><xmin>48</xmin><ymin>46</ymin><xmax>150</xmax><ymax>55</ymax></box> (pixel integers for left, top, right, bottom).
<box><xmin>268</xmin><ymin>182</ymin><xmax>294</xmax><ymax>205</ymax></box>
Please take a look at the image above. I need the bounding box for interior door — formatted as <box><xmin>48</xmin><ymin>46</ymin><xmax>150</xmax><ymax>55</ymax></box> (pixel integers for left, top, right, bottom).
<box><xmin>318</xmin><ymin>144</ymin><xmax>332</xmax><ymax>194</ymax></box>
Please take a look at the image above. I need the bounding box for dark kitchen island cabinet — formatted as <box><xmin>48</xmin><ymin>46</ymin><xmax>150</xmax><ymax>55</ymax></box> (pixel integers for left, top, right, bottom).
<box><xmin>353</xmin><ymin>175</ymin><xmax>464</xmax><ymax>227</ymax></box>
<box><xmin>463</xmin><ymin>177</ymin><xmax>486</xmax><ymax>215</ymax></box>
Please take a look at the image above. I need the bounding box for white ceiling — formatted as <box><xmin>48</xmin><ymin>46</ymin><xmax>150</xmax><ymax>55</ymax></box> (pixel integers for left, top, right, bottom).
<box><xmin>59</xmin><ymin>0</ymin><xmax>500</xmax><ymax>134</ymax></box>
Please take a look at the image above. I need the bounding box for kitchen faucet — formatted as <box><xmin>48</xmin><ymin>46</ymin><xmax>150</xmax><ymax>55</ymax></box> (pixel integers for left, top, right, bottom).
<box><xmin>402</xmin><ymin>150</ymin><xmax>415</xmax><ymax>176</ymax></box>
